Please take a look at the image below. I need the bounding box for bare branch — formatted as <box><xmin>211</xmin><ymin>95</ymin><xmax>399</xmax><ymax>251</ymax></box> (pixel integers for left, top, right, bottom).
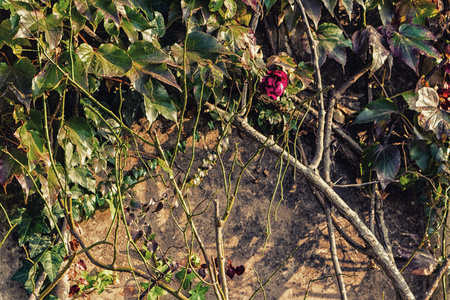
<box><xmin>204</xmin><ymin>102</ymin><xmax>415</xmax><ymax>300</ymax></box>
<box><xmin>294</xmin><ymin>0</ymin><xmax>325</xmax><ymax>170</ymax></box>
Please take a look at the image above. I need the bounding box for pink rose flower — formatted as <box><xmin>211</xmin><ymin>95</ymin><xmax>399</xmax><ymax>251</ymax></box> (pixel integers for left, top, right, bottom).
<box><xmin>259</xmin><ymin>70</ymin><xmax>288</xmax><ymax>100</ymax></box>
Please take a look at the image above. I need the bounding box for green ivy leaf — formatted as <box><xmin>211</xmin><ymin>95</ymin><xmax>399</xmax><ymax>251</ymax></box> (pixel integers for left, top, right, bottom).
<box><xmin>142</xmin><ymin>80</ymin><xmax>178</xmax><ymax>125</ymax></box>
<box><xmin>127</xmin><ymin>41</ymin><xmax>180</xmax><ymax>92</ymax></box>
<box><xmin>94</xmin><ymin>0</ymin><xmax>120</xmax><ymax>25</ymax></box>
<box><xmin>40</xmin><ymin>163</ymin><xmax>65</xmax><ymax>206</ymax></box>
<box><xmin>353</xmin><ymin>98</ymin><xmax>398</xmax><ymax>125</ymax></box>
<box><xmin>209</xmin><ymin>0</ymin><xmax>224</xmax><ymax>12</ymax></box>
<box><xmin>222</xmin><ymin>0</ymin><xmax>237</xmax><ymax>19</ymax></box>
<box><xmin>11</xmin><ymin>259</ymin><xmax>37</xmax><ymax>294</ymax></box>
<box><xmin>150</xmin><ymin>80</ymin><xmax>178</xmax><ymax>122</ymax></box>
<box><xmin>302</xmin><ymin>0</ymin><xmax>321</xmax><ymax>29</ymax></box>
<box><xmin>40</xmin><ymin>243</ymin><xmax>65</xmax><ymax>282</ymax></box>
<box><xmin>28</xmin><ymin>233</ymin><xmax>52</xmax><ymax>258</ymax></box>
<box><xmin>58</xmin><ymin>51</ymin><xmax>89</xmax><ymax>92</ymax></box>
<box><xmin>175</xmin><ymin>267</ymin><xmax>197</xmax><ymax>290</ymax></box>
<box><xmin>74</xmin><ymin>0</ymin><xmax>97</xmax><ymax>22</ymax></box>
<box><xmin>14</xmin><ymin>122</ymin><xmax>51</xmax><ymax>170</ymax></box>
<box><xmin>121</xmin><ymin>5</ymin><xmax>152</xmax><ymax>42</ymax></box>
<box><xmin>388</xmin><ymin>24</ymin><xmax>439</xmax><ymax>73</ymax></box>
<box><xmin>352</xmin><ymin>25</ymin><xmax>390</xmax><ymax>75</ymax></box>
<box><xmin>186</xmin><ymin>31</ymin><xmax>234</xmax><ymax>55</ymax></box>
<box><xmin>264</xmin><ymin>0</ymin><xmax>277</xmax><ymax>11</ymax></box>
<box><xmin>0</xmin><ymin>58</ymin><xmax>35</xmax><ymax>111</ymax></box>
<box><xmin>0</xmin><ymin>148</ymin><xmax>29</xmax><ymax>197</ymax></box>
<box><xmin>42</xmin><ymin>14</ymin><xmax>63</xmax><ymax>49</ymax></box>
<box><xmin>317</xmin><ymin>23</ymin><xmax>352</xmax><ymax>67</ymax></box>
<box><xmin>0</xmin><ymin>18</ymin><xmax>30</xmax><ymax>49</ymax></box>
<box><xmin>321</xmin><ymin>0</ymin><xmax>337</xmax><ymax>16</ymax></box>
<box><xmin>415</xmin><ymin>87</ymin><xmax>450</xmax><ymax>139</ymax></box>
<box><xmin>11</xmin><ymin>208</ymin><xmax>51</xmax><ymax>247</ymax></box>
<box><xmin>13</xmin><ymin>4</ymin><xmax>45</xmax><ymax>39</ymax></box>
<box><xmin>32</xmin><ymin>62</ymin><xmax>64</xmax><ymax>99</ymax></box>
<box><xmin>409</xmin><ymin>136</ymin><xmax>430</xmax><ymax>171</ymax></box>
<box><xmin>139</xmin><ymin>282</ymin><xmax>168</xmax><ymax>300</ymax></box>
<box><xmin>361</xmin><ymin>143</ymin><xmax>400</xmax><ymax>190</ymax></box>
<box><xmin>129</xmin><ymin>0</ymin><xmax>154</xmax><ymax>20</ymax></box>
<box><xmin>77</xmin><ymin>43</ymin><xmax>132</xmax><ymax>77</ymax></box>
<box><xmin>200</xmin><ymin>63</ymin><xmax>223</xmax><ymax>89</ymax></box>
<box><xmin>57</xmin><ymin>116</ymin><xmax>96</xmax><ymax>164</ymax></box>
<box><xmin>142</xmin><ymin>11</ymin><xmax>165</xmax><ymax>42</ymax></box>
<box><xmin>189</xmin><ymin>282</ymin><xmax>210</xmax><ymax>300</ymax></box>
<box><xmin>68</xmin><ymin>167</ymin><xmax>96</xmax><ymax>192</ymax></box>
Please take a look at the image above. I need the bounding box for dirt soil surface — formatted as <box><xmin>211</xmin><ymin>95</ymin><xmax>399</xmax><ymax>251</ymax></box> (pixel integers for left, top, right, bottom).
<box><xmin>0</xmin><ymin>112</ymin><xmax>428</xmax><ymax>300</ymax></box>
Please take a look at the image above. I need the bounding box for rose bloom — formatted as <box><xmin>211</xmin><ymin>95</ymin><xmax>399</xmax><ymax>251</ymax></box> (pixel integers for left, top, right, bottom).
<box><xmin>259</xmin><ymin>70</ymin><xmax>288</xmax><ymax>100</ymax></box>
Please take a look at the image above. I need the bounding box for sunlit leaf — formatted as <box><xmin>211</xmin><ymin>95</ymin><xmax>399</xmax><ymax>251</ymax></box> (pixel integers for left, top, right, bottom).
<box><xmin>361</xmin><ymin>142</ymin><xmax>400</xmax><ymax>190</ymax></box>
<box><xmin>68</xmin><ymin>167</ymin><xmax>96</xmax><ymax>192</ymax></box>
<box><xmin>388</xmin><ymin>24</ymin><xmax>439</xmax><ymax>73</ymax></box>
<box><xmin>40</xmin><ymin>164</ymin><xmax>64</xmax><ymax>206</ymax></box>
<box><xmin>143</xmin><ymin>80</ymin><xmax>178</xmax><ymax>125</ymax></box>
<box><xmin>189</xmin><ymin>282</ymin><xmax>210</xmax><ymax>300</ymax></box>
<box><xmin>42</xmin><ymin>14</ymin><xmax>63</xmax><ymax>49</ymax></box>
<box><xmin>223</xmin><ymin>0</ymin><xmax>237</xmax><ymax>19</ymax></box>
<box><xmin>41</xmin><ymin>243</ymin><xmax>65</xmax><ymax>282</ymax></box>
<box><xmin>14</xmin><ymin>122</ymin><xmax>51</xmax><ymax>170</ymax></box>
<box><xmin>32</xmin><ymin>62</ymin><xmax>64</xmax><ymax>99</ymax></box>
<box><xmin>0</xmin><ymin>58</ymin><xmax>35</xmax><ymax>111</ymax></box>
<box><xmin>13</xmin><ymin>4</ymin><xmax>45</xmax><ymax>39</ymax></box>
<box><xmin>317</xmin><ymin>23</ymin><xmax>352</xmax><ymax>67</ymax></box>
<box><xmin>58</xmin><ymin>51</ymin><xmax>89</xmax><ymax>91</ymax></box>
<box><xmin>0</xmin><ymin>148</ymin><xmax>29</xmax><ymax>196</ymax></box>
<box><xmin>127</xmin><ymin>41</ymin><xmax>180</xmax><ymax>92</ymax></box>
<box><xmin>186</xmin><ymin>31</ymin><xmax>234</xmax><ymax>55</ymax></box>
<box><xmin>57</xmin><ymin>116</ymin><xmax>96</xmax><ymax>164</ymax></box>
<box><xmin>175</xmin><ymin>267</ymin><xmax>197</xmax><ymax>290</ymax></box>
<box><xmin>415</xmin><ymin>87</ymin><xmax>450</xmax><ymax>139</ymax></box>
<box><xmin>241</xmin><ymin>0</ymin><xmax>258</xmax><ymax>12</ymax></box>
<box><xmin>122</xmin><ymin>5</ymin><xmax>152</xmax><ymax>42</ymax></box>
<box><xmin>321</xmin><ymin>0</ymin><xmax>337</xmax><ymax>16</ymax></box>
<box><xmin>74</xmin><ymin>0</ymin><xmax>96</xmax><ymax>22</ymax></box>
<box><xmin>353</xmin><ymin>98</ymin><xmax>398</xmax><ymax>125</ymax></box>
<box><xmin>341</xmin><ymin>0</ymin><xmax>354</xmax><ymax>19</ymax></box>
<box><xmin>142</xmin><ymin>11</ymin><xmax>165</xmax><ymax>42</ymax></box>
<box><xmin>180</xmin><ymin>0</ymin><xmax>202</xmax><ymax>21</ymax></box>
<box><xmin>200</xmin><ymin>63</ymin><xmax>223</xmax><ymax>89</ymax></box>
<box><xmin>94</xmin><ymin>0</ymin><xmax>120</xmax><ymax>24</ymax></box>
<box><xmin>140</xmin><ymin>282</ymin><xmax>167</xmax><ymax>299</ymax></box>
<box><xmin>209</xmin><ymin>0</ymin><xmax>224</xmax><ymax>12</ymax></box>
<box><xmin>0</xmin><ymin>18</ymin><xmax>30</xmax><ymax>49</ymax></box>
<box><xmin>396</xmin><ymin>0</ymin><xmax>439</xmax><ymax>25</ymax></box>
<box><xmin>129</xmin><ymin>0</ymin><xmax>154</xmax><ymax>19</ymax></box>
<box><xmin>77</xmin><ymin>43</ymin><xmax>132</xmax><ymax>77</ymax></box>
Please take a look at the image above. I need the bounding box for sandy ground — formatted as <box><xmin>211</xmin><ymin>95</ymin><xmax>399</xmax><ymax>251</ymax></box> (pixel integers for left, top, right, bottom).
<box><xmin>0</xmin><ymin>115</ymin><xmax>427</xmax><ymax>300</ymax></box>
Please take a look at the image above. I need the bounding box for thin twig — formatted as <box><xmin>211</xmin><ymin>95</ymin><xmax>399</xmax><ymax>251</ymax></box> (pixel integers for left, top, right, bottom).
<box><xmin>214</xmin><ymin>199</ymin><xmax>228</xmax><ymax>300</ymax></box>
<box><xmin>325</xmin><ymin>200</ymin><xmax>348</xmax><ymax>300</ymax></box>
<box><xmin>294</xmin><ymin>0</ymin><xmax>325</xmax><ymax>170</ymax></box>
<box><xmin>375</xmin><ymin>186</ymin><xmax>395</xmax><ymax>264</ymax></box>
